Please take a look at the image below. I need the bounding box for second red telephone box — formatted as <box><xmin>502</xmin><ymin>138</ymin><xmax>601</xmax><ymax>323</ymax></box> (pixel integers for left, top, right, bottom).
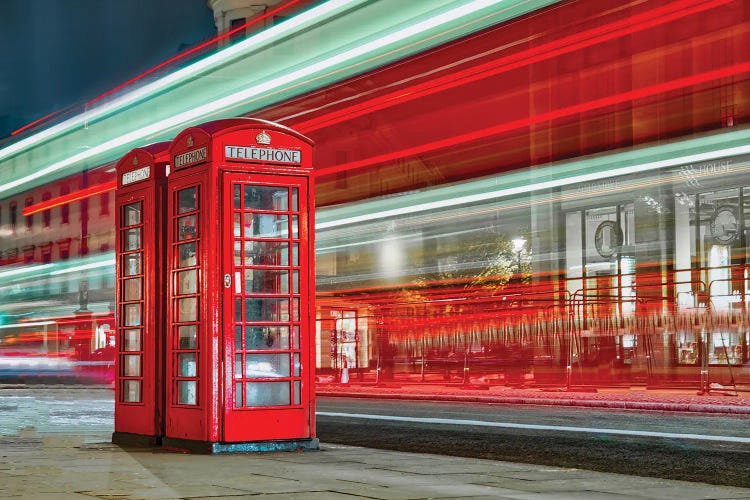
<box><xmin>113</xmin><ymin>142</ymin><xmax>170</xmax><ymax>446</ymax></box>
<box><xmin>163</xmin><ymin>118</ymin><xmax>317</xmax><ymax>453</ymax></box>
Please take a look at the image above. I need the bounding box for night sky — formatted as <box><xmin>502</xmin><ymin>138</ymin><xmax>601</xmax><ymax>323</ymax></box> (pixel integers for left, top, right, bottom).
<box><xmin>0</xmin><ymin>0</ymin><xmax>217</xmax><ymax>139</ymax></box>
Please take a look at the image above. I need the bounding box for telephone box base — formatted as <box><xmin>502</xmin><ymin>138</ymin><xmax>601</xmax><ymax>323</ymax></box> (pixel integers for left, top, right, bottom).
<box><xmin>161</xmin><ymin>437</ymin><xmax>320</xmax><ymax>454</ymax></box>
<box><xmin>112</xmin><ymin>432</ymin><xmax>161</xmax><ymax>448</ymax></box>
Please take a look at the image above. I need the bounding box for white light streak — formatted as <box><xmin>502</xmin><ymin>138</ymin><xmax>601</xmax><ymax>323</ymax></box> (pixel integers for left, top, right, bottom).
<box><xmin>316</xmin><ymin>145</ymin><xmax>750</xmax><ymax>229</ymax></box>
<box><xmin>316</xmin><ymin>412</ymin><xmax>750</xmax><ymax>443</ymax></box>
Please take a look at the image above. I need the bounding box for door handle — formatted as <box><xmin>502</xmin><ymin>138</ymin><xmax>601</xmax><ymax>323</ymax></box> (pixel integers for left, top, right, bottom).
<box><xmin>223</xmin><ymin>273</ymin><xmax>231</xmax><ymax>289</ymax></box>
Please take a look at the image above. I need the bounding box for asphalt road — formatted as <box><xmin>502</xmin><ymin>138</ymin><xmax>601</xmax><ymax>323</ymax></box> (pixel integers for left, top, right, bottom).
<box><xmin>316</xmin><ymin>397</ymin><xmax>750</xmax><ymax>488</ymax></box>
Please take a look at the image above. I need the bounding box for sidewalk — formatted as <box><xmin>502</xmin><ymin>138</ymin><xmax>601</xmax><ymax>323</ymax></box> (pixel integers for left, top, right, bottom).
<box><xmin>2</xmin><ymin>431</ymin><xmax>750</xmax><ymax>499</ymax></box>
<box><xmin>317</xmin><ymin>381</ymin><xmax>750</xmax><ymax>414</ymax></box>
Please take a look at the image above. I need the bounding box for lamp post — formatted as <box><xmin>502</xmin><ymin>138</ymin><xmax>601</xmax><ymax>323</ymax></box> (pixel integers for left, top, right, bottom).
<box><xmin>511</xmin><ymin>236</ymin><xmax>526</xmax><ymax>274</ymax></box>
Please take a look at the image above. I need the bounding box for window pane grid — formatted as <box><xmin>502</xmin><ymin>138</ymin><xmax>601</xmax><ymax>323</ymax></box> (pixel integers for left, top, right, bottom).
<box><xmin>171</xmin><ymin>186</ymin><xmax>200</xmax><ymax>407</ymax></box>
<box><xmin>117</xmin><ymin>201</ymin><xmax>144</xmax><ymax>404</ymax></box>
<box><xmin>231</xmin><ymin>184</ymin><xmax>303</xmax><ymax>409</ymax></box>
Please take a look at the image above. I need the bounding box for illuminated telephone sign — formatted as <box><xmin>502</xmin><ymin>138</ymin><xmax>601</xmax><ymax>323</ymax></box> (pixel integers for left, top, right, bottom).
<box><xmin>113</xmin><ymin>142</ymin><xmax>170</xmax><ymax>446</ymax></box>
<box><xmin>163</xmin><ymin>118</ymin><xmax>317</xmax><ymax>453</ymax></box>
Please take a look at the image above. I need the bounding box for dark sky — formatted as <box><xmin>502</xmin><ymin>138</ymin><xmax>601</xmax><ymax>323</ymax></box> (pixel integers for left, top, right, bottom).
<box><xmin>0</xmin><ymin>0</ymin><xmax>217</xmax><ymax>139</ymax></box>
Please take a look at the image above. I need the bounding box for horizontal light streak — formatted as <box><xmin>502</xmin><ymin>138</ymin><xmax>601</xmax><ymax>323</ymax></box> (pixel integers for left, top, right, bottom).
<box><xmin>316</xmin><ymin>60</ymin><xmax>750</xmax><ymax>178</ymax></box>
<box><xmin>316</xmin><ymin>412</ymin><xmax>750</xmax><ymax>442</ymax></box>
<box><xmin>0</xmin><ymin>264</ymin><xmax>55</xmax><ymax>280</ymax></box>
<box><xmin>0</xmin><ymin>0</ymin><xmax>366</xmax><ymax>164</ymax></box>
<box><xmin>22</xmin><ymin>180</ymin><xmax>116</xmax><ymax>216</ymax></box>
<box><xmin>49</xmin><ymin>258</ymin><xmax>116</xmax><ymax>276</ymax></box>
<box><xmin>294</xmin><ymin>0</ymin><xmax>731</xmax><ymax>133</ymax></box>
<box><xmin>0</xmin><ymin>321</ymin><xmax>56</xmax><ymax>330</ymax></box>
<box><xmin>0</xmin><ymin>0</ymin><xmax>513</xmax><ymax>197</ymax></box>
<box><xmin>317</xmin><ymin>143</ymin><xmax>750</xmax><ymax>229</ymax></box>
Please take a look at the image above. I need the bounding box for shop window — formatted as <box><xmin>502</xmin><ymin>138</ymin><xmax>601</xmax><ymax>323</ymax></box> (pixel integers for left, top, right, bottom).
<box><xmin>9</xmin><ymin>202</ymin><xmax>17</xmax><ymax>232</ymax></box>
<box><xmin>676</xmin><ymin>332</ymin><xmax>699</xmax><ymax>365</ymax></box>
<box><xmin>42</xmin><ymin>192</ymin><xmax>51</xmax><ymax>227</ymax></box>
<box><xmin>24</xmin><ymin>197</ymin><xmax>33</xmax><ymax>230</ymax></box>
<box><xmin>710</xmin><ymin>332</ymin><xmax>746</xmax><ymax>365</ymax></box>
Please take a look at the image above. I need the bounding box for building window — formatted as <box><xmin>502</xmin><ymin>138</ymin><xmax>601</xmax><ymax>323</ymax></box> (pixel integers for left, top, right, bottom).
<box><xmin>41</xmin><ymin>243</ymin><xmax>52</xmax><ymax>264</ymax></box>
<box><xmin>23</xmin><ymin>245</ymin><xmax>35</xmax><ymax>263</ymax></box>
<box><xmin>60</xmin><ymin>185</ymin><xmax>70</xmax><ymax>224</ymax></box>
<box><xmin>9</xmin><ymin>202</ymin><xmax>17</xmax><ymax>232</ymax></box>
<box><xmin>100</xmin><ymin>191</ymin><xmax>110</xmax><ymax>216</ymax></box>
<box><xmin>229</xmin><ymin>17</ymin><xmax>245</xmax><ymax>43</ymax></box>
<box><xmin>42</xmin><ymin>192</ymin><xmax>52</xmax><ymax>227</ymax></box>
<box><xmin>24</xmin><ymin>197</ymin><xmax>33</xmax><ymax>230</ymax></box>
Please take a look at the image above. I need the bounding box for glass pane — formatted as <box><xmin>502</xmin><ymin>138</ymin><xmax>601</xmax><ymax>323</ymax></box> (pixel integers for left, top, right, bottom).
<box><xmin>245</xmin><ymin>382</ymin><xmax>290</xmax><ymax>407</ymax></box>
<box><xmin>292</xmin><ymin>243</ymin><xmax>299</xmax><ymax>266</ymax></box>
<box><xmin>246</xmin><ymin>354</ymin><xmax>290</xmax><ymax>378</ymax></box>
<box><xmin>294</xmin><ymin>380</ymin><xmax>301</xmax><ymax>406</ymax></box>
<box><xmin>234</xmin><ymin>212</ymin><xmax>241</xmax><ymax>238</ymax></box>
<box><xmin>245</xmin><ymin>185</ymin><xmax>288</xmax><ymax>211</ymax></box>
<box><xmin>244</xmin><ymin>241</ymin><xmax>288</xmax><ymax>266</ymax></box>
<box><xmin>123</xmin><ymin>329</ymin><xmax>141</xmax><ymax>351</ymax></box>
<box><xmin>178</xmin><ymin>242</ymin><xmax>197</xmax><ymax>268</ymax></box>
<box><xmin>235</xmin><ymin>325</ymin><xmax>242</xmax><ymax>350</ymax></box>
<box><xmin>177</xmin><ymin>297</ymin><xmax>197</xmax><ymax>322</ymax></box>
<box><xmin>177</xmin><ymin>381</ymin><xmax>197</xmax><ymax>405</ymax></box>
<box><xmin>123</xmin><ymin>354</ymin><xmax>141</xmax><ymax>376</ymax></box>
<box><xmin>234</xmin><ymin>241</ymin><xmax>242</xmax><ymax>265</ymax></box>
<box><xmin>235</xmin><ymin>354</ymin><xmax>242</xmax><ymax>379</ymax></box>
<box><xmin>178</xmin><ymin>187</ymin><xmax>197</xmax><ymax>213</ymax></box>
<box><xmin>124</xmin><ymin>304</ymin><xmax>141</xmax><ymax>326</ymax></box>
<box><xmin>124</xmin><ymin>202</ymin><xmax>141</xmax><ymax>226</ymax></box>
<box><xmin>177</xmin><ymin>214</ymin><xmax>197</xmax><ymax>240</ymax></box>
<box><xmin>124</xmin><ymin>228</ymin><xmax>141</xmax><ymax>250</ymax></box>
<box><xmin>292</xmin><ymin>270</ymin><xmax>299</xmax><ymax>294</ymax></box>
<box><xmin>247</xmin><ymin>213</ymin><xmax>287</xmax><ymax>238</ymax></box>
<box><xmin>292</xmin><ymin>298</ymin><xmax>299</xmax><ymax>322</ymax></box>
<box><xmin>245</xmin><ymin>269</ymin><xmax>289</xmax><ymax>294</ymax></box>
<box><xmin>235</xmin><ymin>297</ymin><xmax>242</xmax><ymax>323</ymax></box>
<box><xmin>292</xmin><ymin>325</ymin><xmax>299</xmax><ymax>349</ymax></box>
<box><xmin>178</xmin><ymin>353</ymin><xmax>196</xmax><ymax>377</ymax></box>
<box><xmin>124</xmin><ymin>253</ymin><xmax>142</xmax><ymax>276</ymax></box>
<box><xmin>234</xmin><ymin>185</ymin><xmax>241</xmax><ymax>209</ymax></box>
<box><xmin>246</xmin><ymin>326</ymin><xmax>289</xmax><ymax>350</ymax></box>
<box><xmin>123</xmin><ymin>380</ymin><xmax>141</xmax><ymax>403</ymax></box>
<box><xmin>177</xmin><ymin>269</ymin><xmax>197</xmax><ymax>294</ymax></box>
<box><xmin>123</xmin><ymin>278</ymin><xmax>141</xmax><ymax>301</ymax></box>
<box><xmin>178</xmin><ymin>325</ymin><xmax>197</xmax><ymax>349</ymax></box>
<box><xmin>235</xmin><ymin>382</ymin><xmax>243</xmax><ymax>407</ymax></box>
<box><xmin>292</xmin><ymin>188</ymin><xmax>298</xmax><ymax>211</ymax></box>
<box><xmin>291</xmin><ymin>215</ymin><xmax>298</xmax><ymax>238</ymax></box>
<box><xmin>244</xmin><ymin>298</ymin><xmax>289</xmax><ymax>322</ymax></box>
<box><xmin>294</xmin><ymin>353</ymin><xmax>300</xmax><ymax>376</ymax></box>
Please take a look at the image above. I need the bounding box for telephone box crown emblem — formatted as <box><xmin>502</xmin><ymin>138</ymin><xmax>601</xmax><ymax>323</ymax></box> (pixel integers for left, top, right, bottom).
<box><xmin>186</xmin><ymin>135</ymin><xmax>194</xmax><ymax>147</ymax></box>
<box><xmin>132</xmin><ymin>156</ymin><xmax>139</xmax><ymax>166</ymax></box>
<box><xmin>256</xmin><ymin>130</ymin><xmax>271</xmax><ymax>145</ymax></box>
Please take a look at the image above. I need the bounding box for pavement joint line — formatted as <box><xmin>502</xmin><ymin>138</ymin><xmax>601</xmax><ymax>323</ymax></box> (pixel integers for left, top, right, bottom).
<box><xmin>317</xmin><ymin>411</ymin><xmax>750</xmax><ymax>443</ymax></box>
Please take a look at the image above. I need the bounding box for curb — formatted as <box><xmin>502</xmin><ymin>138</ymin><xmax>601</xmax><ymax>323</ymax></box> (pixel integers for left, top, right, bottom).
<box><xmin>317</xmin><ymin>390</ymin><xmax>750</xmax><ymax>414</ymax></box>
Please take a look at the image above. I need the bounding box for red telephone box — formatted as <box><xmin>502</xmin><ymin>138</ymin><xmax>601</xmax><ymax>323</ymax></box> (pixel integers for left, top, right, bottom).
<box><xmin>113</xmin><ymin>142</ymin><xmax>170</xmax><ymax>446</ymax></box>
<box><xmin>163</xmin><ymin>118</ymin><xmax>317</xmax><ymax>453</ymax></box>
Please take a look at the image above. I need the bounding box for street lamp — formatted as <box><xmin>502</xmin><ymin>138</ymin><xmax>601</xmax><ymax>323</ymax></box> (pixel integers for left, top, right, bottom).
<box><xmin>511</xmin><ymin>236</ymin><xmax>526</xmax><ymax>274</ymax></box>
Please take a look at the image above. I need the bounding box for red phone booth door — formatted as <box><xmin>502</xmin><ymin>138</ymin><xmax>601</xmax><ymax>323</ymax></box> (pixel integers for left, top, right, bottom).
<box><xmin>222</xmin><ymin>173</ymin><xmax>312</xmax><ymax>442</ymax></box>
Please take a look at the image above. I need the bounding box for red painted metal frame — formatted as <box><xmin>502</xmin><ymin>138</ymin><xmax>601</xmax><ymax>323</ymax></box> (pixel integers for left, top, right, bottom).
<box><xmin>164</xmin><ymin>118</ymin><xmax>315</xmax><ymax>446</ymax></box>
<box><xmin>114</xmin><ymin>142</ymin><xmax>170</xmax><ymax>440</ymax></box>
